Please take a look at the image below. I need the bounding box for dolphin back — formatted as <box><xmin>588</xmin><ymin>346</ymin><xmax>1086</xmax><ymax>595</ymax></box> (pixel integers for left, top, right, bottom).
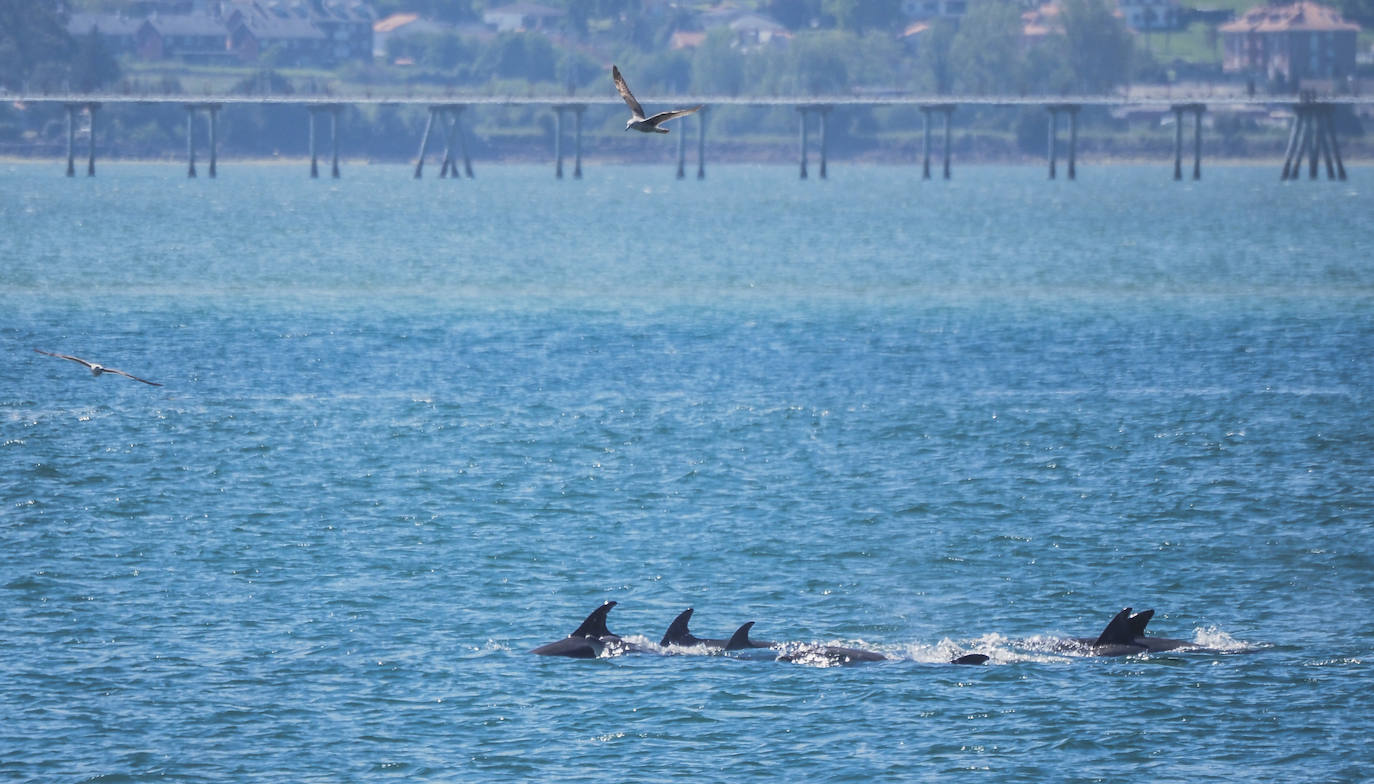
<box><xmin>570</xmin><ymin>601</ymin><xmax>617</xmax><ymax>639</ymax></box>
<box><xmin>661</xmin><ymin>608</ymin><xmax>700</xmax><ymax>647</ymax></box>
<box><xmin>1093</xmin><ymin>607</ymin><xmax>1140</xmax><ymax>648</ymax></box>
<box><xmin>1127</xmin><ymin>609</ymin><xmax>1155</xmax><ymax>637</ymax></box>
<box><xmin>724</xmin><ymin>622</ymin><xmax>760</xmax><ymax>651</ymax></box>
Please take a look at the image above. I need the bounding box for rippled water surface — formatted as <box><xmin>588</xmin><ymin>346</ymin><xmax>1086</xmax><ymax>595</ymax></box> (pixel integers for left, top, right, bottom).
<box><xmin>3</xmin><ymin>162</ymin><xmax>1372</xmax><ymax>782</ymax></box>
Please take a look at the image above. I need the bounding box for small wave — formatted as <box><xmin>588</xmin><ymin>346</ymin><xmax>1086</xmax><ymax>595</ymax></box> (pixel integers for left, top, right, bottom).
<box><xmin>461</xmin><ymin>639</ymin><xmax>512</xmax><ymax>658</ymax></box>
<box><xmin>1301</xmin><ymin>656</ymin><xmax>1363</xmax><ymax>667</ymax></box>
<box><xmin>967</xmin><ymin>633</ymin><xmax>1081</xmax><ymax>663</ymax></box>
<box><xmin>1191</xmin><ymin>626</ymin><xmax>1253</xmax><ymax>652</ymax></box>
<box><xmin>889</xmin><ymin>638</ymin><xmax>996</xmax><ymax>665</ymax></box>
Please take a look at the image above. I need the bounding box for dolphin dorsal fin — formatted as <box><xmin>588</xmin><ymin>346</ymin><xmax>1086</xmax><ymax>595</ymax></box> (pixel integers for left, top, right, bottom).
<box><xmin>1128</xmin><ymin>609</ymin><xmax>1155</xmax><ymax>638</ymax></box>
<box><xmin>1094</xmin><ymin>607</ymin><xmax>1137</xmax><ymax>647</ymax></box>
<box><xmin>724</xmin><ymin>621</ymin><xmax>757</xmax><ymax>651</ymax></box>
<box><xmin>570</xmin><ymin>601</ymin><xmax>616</xmax><ymax>639</ymax></box>
<box><xmin>661</xmin><ymin>608</ymin><xmax>698</xmax><ymax>647</ymax></box>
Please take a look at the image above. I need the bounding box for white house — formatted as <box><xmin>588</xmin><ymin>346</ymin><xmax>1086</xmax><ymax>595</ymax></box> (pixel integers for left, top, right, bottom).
<box><xmin>901</xmin><ymin>0</ymin><xmax>968</xmax><ymax>20</ymax></box>
<box><xmin>1117</xmin><ymin>0</ymin><xmax>1181</xmax><ymax>30</ymax></box>
<box><xmin>482</xmin><ymin>3</ymin><xmax>565</xmax><ymax>32</ymax></box>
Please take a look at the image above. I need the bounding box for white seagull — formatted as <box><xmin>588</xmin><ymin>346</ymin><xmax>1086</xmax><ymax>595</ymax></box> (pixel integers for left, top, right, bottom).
<box><xmin>35</xmin><ymin>349</ymin><xmax>163</xmax><ymax>386</ymax></box>
<box><xmin>612</xmin><ymin>65</ymin><xmax>702</xmax><ymax>134</ymax></box>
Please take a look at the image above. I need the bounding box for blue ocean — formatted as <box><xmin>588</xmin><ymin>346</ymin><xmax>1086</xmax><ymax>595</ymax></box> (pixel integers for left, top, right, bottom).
<box><xmin>2</xmin><ymin>160</ymin><xmax>1371</xmax><ymax>782</ymax></box>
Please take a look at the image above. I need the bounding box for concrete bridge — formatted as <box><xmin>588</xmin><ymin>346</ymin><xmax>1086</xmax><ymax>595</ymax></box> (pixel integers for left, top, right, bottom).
<box><xmin>13</xmin><ymin>90</ymin><xmax>1368</xmax><ymax>182</ymax></box>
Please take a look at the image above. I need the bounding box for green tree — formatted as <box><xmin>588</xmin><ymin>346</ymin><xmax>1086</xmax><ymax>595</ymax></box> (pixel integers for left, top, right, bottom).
<box><xmin>1335</xmin><ymin>0</ymin><xmax>1374</xmax><ymax>25</ymax></box>
<box><xmin>766</xmin><ymin>0</ymin><xmax>823</xmax><ymax>29</ymax></box>
<box><xmin>690</xmin><ymin>28</ymin><xmax>746</xmax><ymax>95</ymax></box>
<box><xmin>418</xmin><ymin>32</ymin><xmax>474</xmax><ymax>71</ymax></box>
<box><xmin>950</xmin><ymin>0</ymin><xmax>1025</xmax><ymax>95</ymax></box>
<box><xmin>70</xmin><ymin>28</ymin><xmax>119</xmax><ymax>92</ymax></box>
<box><xmin>1023</xmin><ymin>35</ymin><xmax>1075</xmax><ymax>94</ymax></box>
<box><xmin>473</xmin><ymin>32</ymin><xmax>559</xmax><ymax>83</ymax></box>
<box><xmin>823</xmin><ymin>0</ymin><xmax>904</xmax><ymax>32</ymax></box>
<box><xmin>0</xmin><ymin>0</ymin><xmax>75</xmax><ymax>90</ymax></box>
<box><xmin>786</xmin><ymin>30</ymin><xmax>852</xmax><ymax>94</ymax></box>
<box><xmin>917</xmin><ymin>19</ymin><xmax>958</xmax><ymax>94</ymax></box>
<box><xmin>1059</xmin><ymin>0</ymin><xmax>1134</xmax><ymax>93</ymax></box>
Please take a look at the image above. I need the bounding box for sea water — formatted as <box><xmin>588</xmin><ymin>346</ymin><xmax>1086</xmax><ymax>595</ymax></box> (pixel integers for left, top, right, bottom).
<box><xmin>1</xmin><ymin>161</ymin><xmax>1371</xmax><ymax>782</ymax></box>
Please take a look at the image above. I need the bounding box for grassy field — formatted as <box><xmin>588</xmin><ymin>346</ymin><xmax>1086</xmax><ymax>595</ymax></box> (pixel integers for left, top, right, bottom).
<box><xmin>1139</xmin><ymin>22</ymin><xmax>1226</xmax><ymax>67</ymax></box>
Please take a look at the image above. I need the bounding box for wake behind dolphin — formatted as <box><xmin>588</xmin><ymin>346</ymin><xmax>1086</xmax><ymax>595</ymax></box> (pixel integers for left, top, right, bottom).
<box><xmin>534</xmin><ymin>603</ymin><xmax>990</xmax><ymax>666</ymax></box>
<box><xmin>529</xmin><ymin>600</ymin><xmax>648</xmax><ymax>658</ymax></box>
<box><xmin>531</xmin><ymin>603</ymin><xmax>1248</xmax><ymax>666</ymax></box>
<box><xmin>1065</xmin><ymin>607</ymin><xmax>1225</xmax><ymax>656</ymax></box>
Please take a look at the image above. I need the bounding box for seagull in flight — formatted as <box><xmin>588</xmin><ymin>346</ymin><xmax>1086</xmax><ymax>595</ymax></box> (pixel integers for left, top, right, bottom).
<box><xmin>612</xmin><ymin>65</ymin><xmax>702</xmax><ymax>134</ymax></box>
<box><xmin>35</xmin><ymin>349</ymin><xmax>162</xmax><ymax>386</ymax></box>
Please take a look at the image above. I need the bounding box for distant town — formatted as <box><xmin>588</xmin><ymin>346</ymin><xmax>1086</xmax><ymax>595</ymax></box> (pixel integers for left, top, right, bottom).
<box><xmin>1</xmin><ymin>0</ymin><xmax>1370</xmax><ymax>164</ymax></box>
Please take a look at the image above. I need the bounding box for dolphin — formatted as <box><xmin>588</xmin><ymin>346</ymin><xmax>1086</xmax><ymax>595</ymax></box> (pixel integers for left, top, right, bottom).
<box><xmin>667</xmin><ymin>610</ymin><xmax>989</xmax><ymax>666</ymax></box>
<box><xmin>776</xmin><ymin>644</ymin><xmax>989</xmax><ymax>666</ymax></box>
<box><xmin>1069</xmin><ymin>607</ymin><xmax>1211</xmax><ymax>656</ymax></box>
<box><xmin>777</xmin><ymin>644</ymin><xmax>889</xmax><ymax>665</ymax></box>
<box><xmin>530</xmin><ymin>601</ymin><xmax>645</xmax><ymax>658</ymax></box>
<box><xmin>660</xmin><ymin>608</ymin><xmax>773</xmax><ymax>651</ymax></box>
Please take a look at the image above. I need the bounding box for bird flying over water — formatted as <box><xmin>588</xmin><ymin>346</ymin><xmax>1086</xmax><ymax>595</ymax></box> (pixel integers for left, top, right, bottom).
<box><xmin>612</xmin><ymin>65</ymin><xmax>702</xmax><ymax>134</ymax></box>
<box><xmin>35</xmin><ymin>349</ymin><xmax>162</xmax><ymax>386</ymax></box>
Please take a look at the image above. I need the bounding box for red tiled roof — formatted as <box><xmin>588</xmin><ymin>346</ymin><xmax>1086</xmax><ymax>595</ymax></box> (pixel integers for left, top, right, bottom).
<box><xmin>373</xmin><ymin>13</ymin><xmax>418</xmax><ymax>33</ymax></box>
<box><xmin>1220</xmin><ymin>1</ymin><xmax>1360</xmax><ymax>33</ymax></box>
<box><xmin>1022</xmin><ymin>3</ymin><xmax>1062</xmax><ymax>37</ymax></box>
<box><xmin>670</xmin><ymin>31</ymin><xmax>707</xmax><ymax>49</ymax></box>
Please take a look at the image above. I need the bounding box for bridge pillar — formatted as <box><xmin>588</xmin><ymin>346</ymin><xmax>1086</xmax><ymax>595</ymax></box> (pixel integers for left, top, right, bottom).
<box><xmin>1308</xmin><ymin>104</ymin><xmax>1321</xmax><ymax>179</ymax></box>
<box><xmin>1172</xmin><ymin>107</ymin><xmax>1183</xmax><ymax>180</ymax></box>
<box><xmin>1170</xmin><ymin>103</ymin><xmax>1204</xmax><ymax>181</ymax></box>
<box><xmin>65</xmin><ymin>104</ymin><xmax>77</xmax><ymax>177</ymax></box>
<box><xmin>921</xmin><ymin>108</ymin><xmax>932</xmax><ymax>180</ymax></box>
<box><xmin>941</xmin><ymin>106</ymin><xmax>952</xmax><ymax>180</ymax></box>
<box><xmin>919</xmin><ymin>105</ymin><xmax>955</xmax><ymax>179</ymax></box>
<box><xmin>818</xmin><ymin>106</ymin><xmax>830</xmax><ymax>179</ymax></box>
<box><xmin>798</xmin><ymin>107</ymin><xmax>809</xmax><ymax>179</ymax></box>
<box><xmin>1047</xmin><ymin>107</ymin><xmax>1058</xmax><ymax>180</ymax></box>
<box><xmin>677</xmin><ymin>118</ymin><xmax>686</xmax><ymax>179</ymax></box>
<box><xmin>186</xmin><ymin>106</ymin><xmax>197</xmax><ymax>178</ymax></box>
<box><xmin>554</xmin><ymin>106</ymin><xmax>564</xmax><ymax>179</ymax></box>
<box><xmin>696</xmin><ymin>108</ymin><xmax>707</xmax><ymax>179</ymax></box>
<box><xmin>1278</xmin><ymin>96</ymin><xmax>1340</xmax><ymax>182</ymax></box>
<box><xmin>414</xmin><ymin>107</ymin><xmax>437</xmax><ymax>179</ymax></box>
<box><xmin>329</xmin><ymin>106</ymin><xmax>340</xmax><ymax>178</ymax></box>
<box><xmin>1280</xmin><ymin>107</ymin><xmax>1302</xmax><ymax>181</ymax></box>
<box><xmin>439</xmin><ymin>108</ymin><xmax>457</xmax><ymax>178</ymax></box>
<box><xmin>573</xmin><ymin>105</ymin><xmax>584</xmax><ymax>179</ymax></box>
<box><xmin>309</xmin><ymin>108</ymin><xmax>319</xmax><ymax>178</ymax></box>
<box><xmin>1324</xmin><ymin>104</ymin><xmax>1347</xmax><ymax>181</ymax></box>
<box><xmin>1284</xmin><ymin>102</ymin><xmax>1313</xmax><ymax>181</ymax></box>
<box><xmin>1067</xmin><ymin>105</ymin><xmax>1079</xmax><ymax>180</ymax></box>
<box><xmin>457</xmin><ymin>108</ymin><xmax>474</xmax><ymax>178</ymax></box>
<box><xmin>85</xmin><ymin>104</ymin><xmax>98</xmax><ymax>177</ymax></box>
<box><xmin>1317</xmin><ymin>111</ymin><xmax>1335</xmax><ymax>179</ymax></box>
<box><xmin>208</xmin><ymin>105</ymin><xmax>218</xmax><ymax>178</ymax></box>
<box><xmin>1192</xmin><ymin>106</ymin><xmax>1202</xmax><ymax>180</ymax></box>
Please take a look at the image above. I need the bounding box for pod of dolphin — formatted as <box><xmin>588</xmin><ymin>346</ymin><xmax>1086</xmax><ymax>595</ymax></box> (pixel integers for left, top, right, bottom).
<box><xmin>33</xmin><ymin>69</ymin><xmax>1234</xmax><ymax>671</ymax></box>
<box><xmin>531</xmin><ymin>602</ymin><xmax>1222</xmax><ymax>665</ymax></box>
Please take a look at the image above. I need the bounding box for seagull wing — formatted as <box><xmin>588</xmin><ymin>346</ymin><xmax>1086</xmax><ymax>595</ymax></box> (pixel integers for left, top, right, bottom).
<box><xmin>612</xmin><ymin>65</ymin><xmax>646</xmax><ymax>120</ymax></box>
<box><xmin>105</xmin><ymin>367</ymin><xmax>163</xmax><ymax>386</ymax></box>
<box><xmin>645</xmin><ymin>105</ymin><xmax>703</xmax><ymax>127</ymax></box>
<box><xmin>35</xmin><ymin>348</ymin><xmax>95</xmax><ymax>369</ymax></box>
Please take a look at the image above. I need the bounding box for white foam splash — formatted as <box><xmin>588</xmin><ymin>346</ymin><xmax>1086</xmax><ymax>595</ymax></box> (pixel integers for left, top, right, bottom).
<box><xmin>1192</xmin><ymin>626</ymin><xmax>1250</xmax><ymax>652</ymax></box>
